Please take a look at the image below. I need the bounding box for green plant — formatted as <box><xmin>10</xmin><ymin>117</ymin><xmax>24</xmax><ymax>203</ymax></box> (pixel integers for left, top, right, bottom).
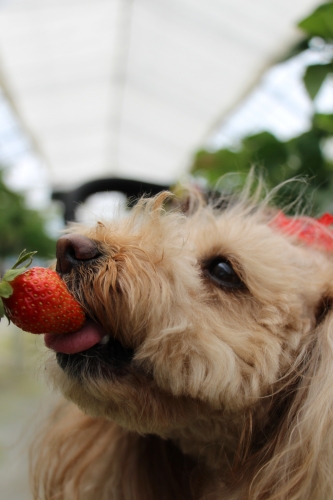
<box><xmin>191</xmin><ymin>2</ymin><xmax>333</xmax><ymax>214</ymax></box>
<box><xmin>0</xmin><ymin>170</ymin><xmax>56</xmax><ymax>273</ymax></box>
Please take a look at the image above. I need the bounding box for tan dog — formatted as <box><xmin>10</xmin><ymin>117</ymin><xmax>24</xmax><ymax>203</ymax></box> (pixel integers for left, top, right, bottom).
<box><xmin>32</xmin><ymin>188</ymin><xmax>333</xmax><ymax>500</ymax></box>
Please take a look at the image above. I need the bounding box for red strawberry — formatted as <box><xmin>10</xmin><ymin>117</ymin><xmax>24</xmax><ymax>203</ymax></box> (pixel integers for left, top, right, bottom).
<box><xmin>0</xmin><ymin>250</ymin><xmax>85</xmax><ymax>334</ymax></box>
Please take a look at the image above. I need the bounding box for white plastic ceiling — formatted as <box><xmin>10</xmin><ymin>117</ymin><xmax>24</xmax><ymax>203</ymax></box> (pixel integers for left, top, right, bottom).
<box><xmin>0</xmin><ymin>0</ymin><xmax>321</xmax><ymax>190</ymax></box>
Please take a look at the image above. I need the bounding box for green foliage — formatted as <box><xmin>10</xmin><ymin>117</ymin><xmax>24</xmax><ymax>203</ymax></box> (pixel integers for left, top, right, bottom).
<box><xmin>314</xmin><ymin>113</ymin><xmax>333</xmax><ymax>133</ymax></box>
<box><xmin>298</xmin><ymin>2</ymin><xmax>333</xmax><ymax>40</ymax></box>
<box><xmin>193</xmin><ymin>118</ymin><xmax>333</xmax><ymax>213</ymax></box>
<box><xmin>0</xmin><ymin>171</ymin><xmax>56</xmax><ymax>264</ymax></box>
<box><xmin>303</xmin><ymin>63</ymin><xmax>333</xmax><ymax>99</ymax></box>
<box><xmin>191</xmin><ymin>2</ymin><xmax>333</xmax><ymax>214</ymax></box>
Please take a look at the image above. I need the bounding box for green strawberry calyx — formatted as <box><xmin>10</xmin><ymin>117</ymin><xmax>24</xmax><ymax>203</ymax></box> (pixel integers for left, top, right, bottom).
<box><xmin>0</xmin><ymin>249</ymin><xmax>37</xmax><ymax>320</ymax></box>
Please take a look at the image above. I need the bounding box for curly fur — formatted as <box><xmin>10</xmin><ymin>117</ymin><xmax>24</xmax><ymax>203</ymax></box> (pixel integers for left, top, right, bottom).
<box><xmin>31</xmin><ymin>186</ymin><xmax>333</xmax><ymax>499</ymax></box>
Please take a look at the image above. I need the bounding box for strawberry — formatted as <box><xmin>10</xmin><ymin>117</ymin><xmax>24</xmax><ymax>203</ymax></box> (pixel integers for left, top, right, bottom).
<box><xmin>0</xmin><ymin>250</ymin><xmax>85</xmax><ymax>334</ymax></box>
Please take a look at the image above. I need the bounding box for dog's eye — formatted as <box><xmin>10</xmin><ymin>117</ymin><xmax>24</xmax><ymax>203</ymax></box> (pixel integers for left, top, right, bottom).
<box><xmin>204</xmin><ymin>258</ymin><xmax>243</xmax><ymax>289</ymax></box>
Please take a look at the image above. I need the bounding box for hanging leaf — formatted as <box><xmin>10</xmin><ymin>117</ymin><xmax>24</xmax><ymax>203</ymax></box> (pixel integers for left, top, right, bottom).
<box><xmin>298</xmin><ymin>2</ymin><xmax>333</xmax><ymax>40</ymax></box>
<box><xmin>303</xmin><ymin>63</ymin><xmax>333</xmax><ymax>99</ymax></box>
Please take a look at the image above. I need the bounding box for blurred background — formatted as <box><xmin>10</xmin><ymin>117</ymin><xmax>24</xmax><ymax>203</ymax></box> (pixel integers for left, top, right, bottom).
<box><xmin>0</xmin><ymin>0</ymin><xmax>332</xmax><ymax>498</ymax></box>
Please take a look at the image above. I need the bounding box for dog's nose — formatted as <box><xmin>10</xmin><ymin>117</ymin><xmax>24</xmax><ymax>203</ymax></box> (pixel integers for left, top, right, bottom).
<box><xmin>56</xmin><ymin>234</ymin><xmax>100</xmax><ymax>274</ymax></box>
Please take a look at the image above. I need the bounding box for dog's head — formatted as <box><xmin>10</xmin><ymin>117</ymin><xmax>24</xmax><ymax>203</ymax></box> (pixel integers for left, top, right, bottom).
<box><xmin>45</xmin><ymin>191</ymin><xmax>333</xmax><ymax>441</ymax></box>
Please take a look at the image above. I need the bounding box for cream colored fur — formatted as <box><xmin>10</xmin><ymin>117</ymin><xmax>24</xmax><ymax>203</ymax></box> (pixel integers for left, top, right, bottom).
<box><xmin>31</xmin><ymin>187</ymin><xmax>333</xmax><ymax>499</ymax></box>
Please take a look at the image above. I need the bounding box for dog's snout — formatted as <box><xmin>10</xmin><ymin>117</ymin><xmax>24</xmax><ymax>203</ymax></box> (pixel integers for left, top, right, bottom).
<box><xmin>56</xmin><ymin>234</ymin><xmax>100</xmax><ymax>274</ymax></box>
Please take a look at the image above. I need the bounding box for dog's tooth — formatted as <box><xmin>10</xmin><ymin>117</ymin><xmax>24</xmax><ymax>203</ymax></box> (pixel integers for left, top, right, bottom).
<box><xmin>99</xmin><ymin>334</ymin><xmax>110</xmax><ymax>345</ymax></box>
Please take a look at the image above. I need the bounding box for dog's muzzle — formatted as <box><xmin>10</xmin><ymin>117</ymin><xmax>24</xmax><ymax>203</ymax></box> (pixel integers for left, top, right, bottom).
<box><xmin>56</xmin><ymin>234</ymin><xmax>101</xmax><ymax>274</ymax></box>
<box><xmin>53</xmin><ymin>234</ymin><xmax>135</xmax><ymax>379</ymax></box>
<box><xmin>55</xmin><ymin>335</ymin><xmax>134</xmax><ymax>380</ymax></box>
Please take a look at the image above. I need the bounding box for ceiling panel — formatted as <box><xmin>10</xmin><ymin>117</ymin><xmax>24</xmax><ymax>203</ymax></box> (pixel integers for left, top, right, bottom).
<box><xmin>0</xmin><ymin>0</ymin><xmax>321</xmax><ymax>189</ymax></box>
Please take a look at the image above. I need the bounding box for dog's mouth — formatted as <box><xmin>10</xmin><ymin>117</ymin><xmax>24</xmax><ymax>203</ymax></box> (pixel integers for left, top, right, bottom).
<box><xmin>44</xmin><ymin>319</ymin><xmax>134</xmax><ymax>379</ymax></box>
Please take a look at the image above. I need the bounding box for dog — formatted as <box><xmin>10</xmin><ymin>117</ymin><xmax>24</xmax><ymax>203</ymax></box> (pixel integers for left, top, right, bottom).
<box><xmin>31</xmin><ymin>185</ymin><xmax>333</xmax><ymax>500</ymax></box>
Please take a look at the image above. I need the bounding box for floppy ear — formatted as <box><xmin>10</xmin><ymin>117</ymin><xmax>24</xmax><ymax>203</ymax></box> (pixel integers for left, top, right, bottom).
<box><xmin>247</xmin><ymin>295</ymin><xmax>333</xmax><ymax>500</ymax></box>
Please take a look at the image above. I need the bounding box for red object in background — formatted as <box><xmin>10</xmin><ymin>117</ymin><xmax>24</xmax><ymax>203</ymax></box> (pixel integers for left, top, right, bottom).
<box><xmin>271</xmin><ymin>212</ymin><xmax>333</xmax><ymax>251</ymax></box>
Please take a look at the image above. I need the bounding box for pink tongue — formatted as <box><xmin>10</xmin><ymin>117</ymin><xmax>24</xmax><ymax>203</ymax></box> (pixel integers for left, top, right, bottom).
<box><xmin>44</xmin><ymin>320</ymin><xmax>106</xmax><ymax>354</ymax></box>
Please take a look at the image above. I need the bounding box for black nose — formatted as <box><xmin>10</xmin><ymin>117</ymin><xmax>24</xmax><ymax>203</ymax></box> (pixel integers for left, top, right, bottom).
<box><xmin>56</xmin><ymin>234</ymin><xmax>100</xmax><ymax>274</ymax></box>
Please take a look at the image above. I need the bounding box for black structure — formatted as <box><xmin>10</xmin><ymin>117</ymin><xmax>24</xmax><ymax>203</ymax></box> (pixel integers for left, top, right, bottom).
<box><xmin>52</xmin><ymin>177</ymin><xmax>170</xmax><ymax>222</ymax></box>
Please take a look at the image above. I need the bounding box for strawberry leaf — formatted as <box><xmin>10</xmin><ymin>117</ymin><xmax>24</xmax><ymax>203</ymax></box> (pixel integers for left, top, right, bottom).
<box><xmin>12</xmin><ymin>250</ymin><xmax>37</xmax><ymax>270</ymax></box>
<box><xmin>3</xmin><ymin>268</ymin><xmax>26</xmax><ymax>282</ymax></box>
<box><xmin>0</xmin><ymin>281</ymin><xmax>13</xmax><ymax>298</ymax></box>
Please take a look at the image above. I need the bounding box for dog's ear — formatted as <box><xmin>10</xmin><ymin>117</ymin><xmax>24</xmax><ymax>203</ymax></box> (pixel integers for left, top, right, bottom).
<box><xmin>248</xmin><ymin>292</ymin><xmax>333</xmax><ymax>499</ymax></box>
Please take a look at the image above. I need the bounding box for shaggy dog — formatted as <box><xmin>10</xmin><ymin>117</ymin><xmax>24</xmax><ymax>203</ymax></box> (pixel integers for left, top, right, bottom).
<box><xmin>32</xmin><ymin>186</ymin><xmax>333</xmax><ymax>500</ymax></box>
